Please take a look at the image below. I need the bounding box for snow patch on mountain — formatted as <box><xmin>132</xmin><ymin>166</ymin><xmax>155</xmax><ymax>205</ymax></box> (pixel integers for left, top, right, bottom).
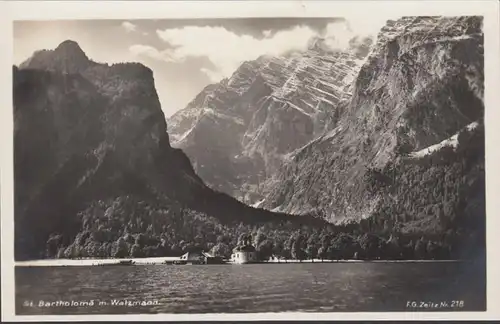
<box><xmin>409</xmin><ymin>121</ymin><xmax>479</xmax><ymax>158</ymax></box>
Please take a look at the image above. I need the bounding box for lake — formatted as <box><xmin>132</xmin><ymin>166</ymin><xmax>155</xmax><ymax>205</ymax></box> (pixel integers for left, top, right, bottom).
<box><xmin>15</xmin><ymin>260</ymin><xmax>486</xmax><ymax>314</ymax></box>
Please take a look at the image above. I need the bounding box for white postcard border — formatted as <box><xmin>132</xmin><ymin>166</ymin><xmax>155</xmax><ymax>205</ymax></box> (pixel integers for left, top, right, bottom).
<box><xmin>1</xmin><ymin>0</ymin><xmax>499</xmax><ymax>321</ymax></box>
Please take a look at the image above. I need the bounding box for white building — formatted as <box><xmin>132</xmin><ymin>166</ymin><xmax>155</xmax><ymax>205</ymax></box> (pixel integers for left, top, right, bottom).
<box><xmin>231</xmin><ymin>245</ymin><xmax>258</xmax><ymax>264</ymax></box>
<box><xmin>178</xmin><ymin>251</ymin><xmax>204</xmax><ymax>264</ymax></box>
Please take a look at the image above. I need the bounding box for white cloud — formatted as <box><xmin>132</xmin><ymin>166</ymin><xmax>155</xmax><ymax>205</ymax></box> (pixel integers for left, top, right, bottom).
<box><xmin>322</xmin><ymin>14</ymin><xmax>397</xmax><ymax>50</ymax></box>
<box><xmin>130</xmin><ymin>15</ymin><xmax>398</xmax><ymax>82</ymax></box>
<box><xmin>200</xmin><ymin>68</ymin><xmax>225</xmax><ymax>83</ymax></box>
<box><xmin>346</xmin><ymin>14</ymin><xmax>398</xmax><ymax>37</ymax></box>
<box><xmin>154</xmin><ymin>25</ymin><xmax>317</xmax><ymax>81</ymax></box>
<box><xmin>122</xmin><ymin>21</ymin><xmax>137</xmax><ymax>33</ymax></box>
<box><xmin>129</xmin><ymin>44</ymin><xmax>172</xmax><ymax>61</ymax></box>
<box><xmin>262</xmin><ymin>30</ymin><xmax>272</xmax><ymax>37</ymax></box>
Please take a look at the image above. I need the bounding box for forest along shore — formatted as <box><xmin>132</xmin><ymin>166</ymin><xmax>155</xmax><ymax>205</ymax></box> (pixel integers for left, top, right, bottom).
<box><xmin>15</xmin><ymin>258</ymin><xmax>463</xmax><ymax>267</ymax></box>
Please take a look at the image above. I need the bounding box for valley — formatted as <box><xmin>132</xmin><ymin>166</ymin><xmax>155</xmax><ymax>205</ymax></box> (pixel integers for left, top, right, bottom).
<box><xmin>13</xmin><ymin>16</ymin><xmax>485</xmax><ymax>262</ymax></box>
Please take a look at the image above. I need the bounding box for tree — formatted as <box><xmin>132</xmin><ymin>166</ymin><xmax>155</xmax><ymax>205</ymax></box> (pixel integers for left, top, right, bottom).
<box><xmin>330</xmin><ymin>233</ymin><xmax>355</xmax><ymax>259</ymax></box>
<box><xmin>216</xmin><ymin>235</ymin><xmax>229</xmax><ymax>244</ymax></box>
<box><xmin>414</xmin><ymin>237</ymin><xmax>427</xmax><ymax>260</ymax></box>
<box><xmin>281</xmin><ymin>248</ymin><xmax>292</xmax><ymax>260</ymax></box>
<box><xmin>426</xmin><ymin>241</ymin><xmax>438</xmax><ymax>260</ymax></box>
<box><xmin>351</xmin><ymin>240</ymin><xmax>361</xmax><ymax>259</ymax></box>
<box><xmin>329</xmin><ymin>238</ymin><xmax>343</xmax><ymax>260</ymax></box>
<box><xmin>123</xmin><ymin>233</ymin><xmax>135</xmax><ymax>244</ymax></box>
<box><xmin>63</xmin><ymin>245</ymin><xmax>74</xmax><ymax>259</ymax></box>
<box><xmin>113</xmin><ymin>237</ymin><xmax>129</xmax><ymax>258</ymax></box>
<box><xmin>326</xmin><ymin>245</ymin><xmax>338</xmax><ymax>260</ymax></box>
<box><xmin>91</xmin><ymin>226</ymin><xmax>109</xmax><ymax>243</ymax></box>
<box><xmin>291</xmin><ymin>235</ymin><xmax>305</xmax><ymax>260</ymax></box>
<box><xmin>305</xmin><ymin>244</ymin><xmax>318</xmax><ymax>260</ymax></box>
<box><xmin>402</xmin><ymin>240</ymin><xmax>415</xmax><ymax>260</ymax></box>
<box><xmin>206</xmin><ymin>242</ymin><xmax>215</xmax><ymax>252</ymax></box>
<box><xmin>395</xmin><ymin>137</ymin><xmax>413</xmax><ymax>156</ymax></box>
<box><xmin>253</xmin><ymin>229</ymin><xmax>266</xmax><ymax>248</ymax></box>
<box><xmin>63</xmin><ymin>243</ymin><xmax>85</xmax><ymax>259</ymax></box>
<box><xmin>46</xmin><ymin>234</ymin><xmax>63</xmax><ymax>258</ymax></box>
<box><xmin>74</xmin><ymin>231</ymin><xmax>90</xmax><ymax>247</ymax></box>
<box><xmin>130</xmin><ymin>244</ymin><xmax>143</xmax><ymax>257</ymax></box>
<box><xmin>317</xmin><ymin>246</ymin><xmax>327</xmax><ymax>260</ymax></box>
<box><xmin>135</xmin><ymin>233</ymin><xmax>146</xmax><ymax>247</ymax></box>
<box><xmin>386</xmin><ymin>235</ymin><xmax>402</xmax><ymax>260</ymax></box>
<box><xmin>359</xmin><ymin>233</ymin><xmax>381</xmax><ymax>260</ymax></box>
<box><xmin>285</xmin><ymin>235</ymin><xmax>295</xmax><ymax>254</ymax></box>
<box><xmin>257</xmin><ymin>239</ymin><xmax>274</xmax><ymax>261</ymax></box>
<box><xmin>211</xmin><ymin>242</ymin><xmax>231</xmax><ymax>258</ymax></box>
<box><xmin>85</xmin><ymin>241</ymin><xmax>100</xmax><ymax>257</ymax></box>
<box><xmin>56</xmin><ymin>247</ymin><xmax>66</xmax><ymax>259</ymax></box>
<box><xmin>237</xmin><ymin>233</ymin><xmax>251</xmax><ymax>247</ymax></box>
<box><xmin>170</xmin><ymin>243</ymin><xmax>181</xmax><ymax>256</ymax></box>
<box><xmin>377</xmin><ymin>238</ymin><xmax>389</xmax><ymax>260</ymax></box>
<box><xmin>181</xmin><ymin>241</ymin><xmax>195</xmax><ymax>253</ymax></box>
<box><xmin>272</xmin><ymin>241</ymin><xmax>284</xmax><ymax>258</ymax></box>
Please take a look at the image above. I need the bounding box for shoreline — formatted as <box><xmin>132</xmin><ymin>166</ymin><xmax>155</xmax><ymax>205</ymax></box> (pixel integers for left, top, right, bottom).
<box><xmin>15</xmin><ymin>258</ymin><xmax>464</xmax><ymax>267</ymax></box>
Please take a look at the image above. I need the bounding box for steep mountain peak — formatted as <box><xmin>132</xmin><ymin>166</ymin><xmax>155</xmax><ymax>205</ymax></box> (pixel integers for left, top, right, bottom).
<box><xmin>14</xmin><ymin>40</ymin><xmax>327</xmax><ymax>260</ymax></box>
<box><xmin>54</xmin><ymin>40</ymin><xmax>86</xmax><ymax>55</ymax></box>
<box><xmin>307</xmin><ymin>37</ymin><xmax>327</xmax><ymax>52</ymax></box>
<box><xmin>261</xmin><ymin>16</ymin><xmax>484</xmax><ymax>223</ymax></box>
<box><xmin>168</xmin><ymin>36</ymin><xmax>371</xmax><ymax>203</ymax></box>
<box><xmin>20</xmin><ymin>39</ymin><xmax>94</xmax><ymax>74</ymax></box>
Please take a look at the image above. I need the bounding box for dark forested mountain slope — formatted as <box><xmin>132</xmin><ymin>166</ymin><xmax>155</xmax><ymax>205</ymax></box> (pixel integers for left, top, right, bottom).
<box><xmin>261</xmin><ymin>15</ymin><xmax>485</xmax><ymax>241</ymax></box>
<box><xmin>14</xmin><ymin>14</ymin><xmax>486</xmax><ymax>261</ymax></box>
<box><xmin>14</xmin><ymin>41</ymin><xmax>326</xmax><ymax>260</ymax></box>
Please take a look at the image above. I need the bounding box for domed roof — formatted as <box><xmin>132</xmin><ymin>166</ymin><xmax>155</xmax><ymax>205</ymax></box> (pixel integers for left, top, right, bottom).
<box><xmin>233</xmin><ymin>244</ymin><xmax>256</xmax><ymax>252</ymax></box>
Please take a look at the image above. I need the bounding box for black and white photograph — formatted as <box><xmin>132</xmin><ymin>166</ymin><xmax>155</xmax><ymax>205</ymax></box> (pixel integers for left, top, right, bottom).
<box><xmin>1</xmin><ymin>0</ymin><xmax>499</xmax><ymax>321</ymax></box>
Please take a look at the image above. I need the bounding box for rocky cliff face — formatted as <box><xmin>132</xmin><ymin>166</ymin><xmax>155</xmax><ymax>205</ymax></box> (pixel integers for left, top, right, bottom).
<box><xmin>168</xmin><ymin>38</ymin><xmax>372</xmax><ymax>203</ymax></box>
<box><xmin>15</xmin><ymin>41</ymin><xmax>321</xmax><ymax>260</ymax></box>
<box><xmin>261</xmin><ymin>16</ymin><xmax>484</xmax><ymax>230</ymax></box>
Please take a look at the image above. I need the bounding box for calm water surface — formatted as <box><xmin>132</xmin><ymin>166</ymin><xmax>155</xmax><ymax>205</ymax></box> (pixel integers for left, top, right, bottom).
<box><xmin>15</xmin><ymin>261</ymin><xmax>486</xmax><ymax>314</ymax></box>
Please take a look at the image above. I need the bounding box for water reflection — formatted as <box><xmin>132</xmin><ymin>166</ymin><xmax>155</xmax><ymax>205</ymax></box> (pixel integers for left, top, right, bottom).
<box><xmin>16</xmin><ymin>261</ymin><xmax>485</xmax><ymax>314</ymax></box>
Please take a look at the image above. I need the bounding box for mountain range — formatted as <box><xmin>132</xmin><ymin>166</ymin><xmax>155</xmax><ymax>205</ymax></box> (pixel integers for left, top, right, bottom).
<box><xmin>170</xmin><ymin>16</ymin><xmax>485</xmax><ymax>231</ymax></box>
<box><xmin>14</xmin><ymin>40</ymin><xmax>324</xmax><ymax>260</ymax></box>
<box><xmin>167</xmin><ymin>36</ymin><xmax>373</xmax><ymax>203</ymax></box>
<box><xmin>262</xmin><ymin>16</ymin><xmax>485</xmax><ymax>224</ymax></box>
<box><xmin>13</xmin><ymin>16</ymin><xmax>485</xmax><ymax>261</ymax></box>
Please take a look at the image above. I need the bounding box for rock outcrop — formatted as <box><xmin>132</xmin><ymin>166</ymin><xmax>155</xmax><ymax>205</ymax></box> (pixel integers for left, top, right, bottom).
<box><xmin>14</xmin><ymin>41</ymin><xmax>322</xmax><ymax>260</ymax></box>
<box><xmin>261</xmin><ymin>16</ymin><xmax>484</xmax><ymax>233</ymax></box>
<box><xmin>168</xmin><ymin>38</ymin><xmax>372</xmax><ymax>203</ymax></box>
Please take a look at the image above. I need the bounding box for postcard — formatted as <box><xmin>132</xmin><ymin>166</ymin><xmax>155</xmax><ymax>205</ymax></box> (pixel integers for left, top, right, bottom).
<box><xmin>1</xmin><ymin>0</ymin><xmax>499</xmax><ymax>321</ymax></box>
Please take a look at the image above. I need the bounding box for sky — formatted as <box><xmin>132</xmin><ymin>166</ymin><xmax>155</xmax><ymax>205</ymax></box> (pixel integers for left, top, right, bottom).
<box><xmin>13</xmin><ymin>17</ymin><xmax>394</xmax><ymax>117</ymax></box>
